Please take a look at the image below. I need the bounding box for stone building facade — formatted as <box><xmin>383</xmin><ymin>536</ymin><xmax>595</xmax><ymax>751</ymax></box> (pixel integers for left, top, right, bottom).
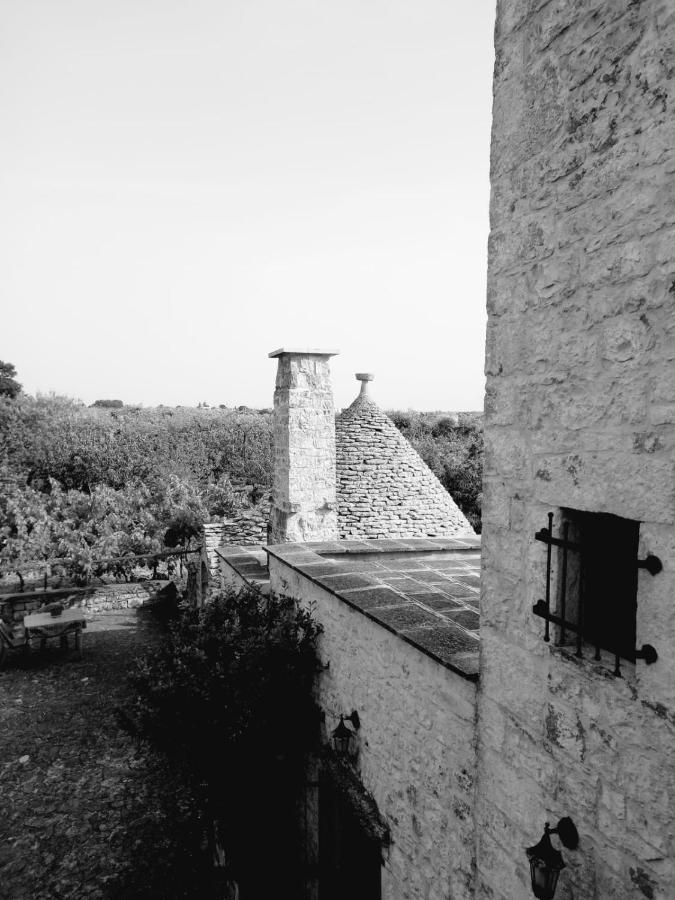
<box><xmin>479</xmin><ymin>1</ymin><xmax>675</xmax><ymax>897</ymax></box>
<box><xmin>209</xmin><ymin>4</ymin><xmax>674</xmax><ymax>894</ymax></box>
<box><xmin>266</xmin><ymin>537</ymin><xmax>481</xmax><ymax>900</ymax></box>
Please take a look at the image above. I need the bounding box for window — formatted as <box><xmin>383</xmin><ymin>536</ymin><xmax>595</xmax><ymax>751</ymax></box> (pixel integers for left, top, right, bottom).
<box><xmin>532</xmin><ymin>509</ymin><xmax>661</xmax><ymax>676</ymax></box>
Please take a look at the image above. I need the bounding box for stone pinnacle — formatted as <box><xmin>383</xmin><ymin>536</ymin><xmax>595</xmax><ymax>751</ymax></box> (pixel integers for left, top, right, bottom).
<box><xmin>355</xmin><ymin>373</ymin><xmax>374</xmax><ymax>398</ymax></box>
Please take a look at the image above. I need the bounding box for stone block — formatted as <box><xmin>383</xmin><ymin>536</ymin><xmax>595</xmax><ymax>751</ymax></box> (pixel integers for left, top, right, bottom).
<box><xmin>532</xmin><ymin>451</ymin><xmax>675</xmax><ymax>524</ymax></box>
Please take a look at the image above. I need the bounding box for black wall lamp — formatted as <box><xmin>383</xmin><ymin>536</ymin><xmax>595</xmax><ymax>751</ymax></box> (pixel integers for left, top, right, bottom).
<box><xmin>526</xmin><ymin>817</ymin><xmax>579</xmax><ymax>900</ymax></box>
<box><xmin>331</xmin><ymin>710</ymin><xmax>360</xmax><ymax>758</ymax></box>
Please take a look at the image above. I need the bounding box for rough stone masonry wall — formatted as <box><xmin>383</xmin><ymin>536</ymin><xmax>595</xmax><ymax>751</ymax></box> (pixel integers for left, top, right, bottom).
<box><xmin>336</xmin><ymin>396</ymin><xmax>474</xmax><ymax>539</ymax></box>
<box><xmin>202</xmin><ymin>523</ymin><xmax>225</xmax><ymax>576</ymax></box>
<box><xmin>269</xmin><ymin>352</ymin><xmax>339</xmax><ymax>543</ymax></box>
<box><xmin>478</xmin><ymin>2</ymin><xmax>675</xmax><ymax>899</ymax></box>
<box><xmin>268</xmin><ymin>557</ymin><xmax>477</xmax><ymax>900</ymax></box>
<box><xmin>1</xmin><ymin>581</ymin><xmax>179</xmax><ymax>638</ymax></box>
<box><xmin>219</xmin><ymin>498</ymin><xmax>271</xmax><ymax>546</ymax></box>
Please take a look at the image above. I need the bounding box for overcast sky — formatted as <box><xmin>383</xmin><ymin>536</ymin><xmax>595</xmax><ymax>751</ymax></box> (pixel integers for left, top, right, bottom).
<box><xmin>1</xmin><ymin>0</ymin><xmax>495</xmax><ymax>412</ymax></box>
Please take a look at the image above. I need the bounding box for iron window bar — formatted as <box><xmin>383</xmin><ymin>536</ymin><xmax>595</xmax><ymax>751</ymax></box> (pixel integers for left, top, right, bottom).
<box><xmin>533</xmin><ymin>512</ymin><xmax>661</xmax><ymax>676</ymax></box>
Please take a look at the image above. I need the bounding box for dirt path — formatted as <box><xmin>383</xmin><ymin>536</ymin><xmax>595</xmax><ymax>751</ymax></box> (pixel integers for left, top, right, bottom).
<box><xmin>0</xmin><ymin>608</ymin><xmax>204</xmax><ymax>900</ymax></box>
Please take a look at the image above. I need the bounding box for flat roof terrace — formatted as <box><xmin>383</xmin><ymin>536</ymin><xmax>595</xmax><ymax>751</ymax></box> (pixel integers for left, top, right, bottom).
<box><xmin>235</xmin><ymin>536</ymin><xmax>481</xmax><ymax>681</ymax></box>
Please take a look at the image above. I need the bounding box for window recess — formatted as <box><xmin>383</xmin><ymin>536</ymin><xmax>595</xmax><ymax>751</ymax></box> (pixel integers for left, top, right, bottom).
<box><xmin>532</xmin><ymin>510</ymin><xmax>661</xmax><ymax>677</ymax></box>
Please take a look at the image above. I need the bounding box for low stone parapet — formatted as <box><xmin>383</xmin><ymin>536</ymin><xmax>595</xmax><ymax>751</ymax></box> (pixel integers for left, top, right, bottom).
<box><xmin>0</xmin><ymin>579</ymin><xmax>186</xmax><ymax>634</ymax></box>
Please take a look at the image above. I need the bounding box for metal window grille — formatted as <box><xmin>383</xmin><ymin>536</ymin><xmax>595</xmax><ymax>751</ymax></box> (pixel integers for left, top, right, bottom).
<box><xmin>532</xmin><ymin>511</ymin><xmax>661</xmax><ymax>677</ymax></box>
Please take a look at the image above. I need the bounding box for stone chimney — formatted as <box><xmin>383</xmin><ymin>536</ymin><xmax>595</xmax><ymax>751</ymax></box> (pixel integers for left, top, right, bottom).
<box><xmin>268</xmin><ymin>348</ymin><xmax>339</xmax><ymax>543</ymax></box>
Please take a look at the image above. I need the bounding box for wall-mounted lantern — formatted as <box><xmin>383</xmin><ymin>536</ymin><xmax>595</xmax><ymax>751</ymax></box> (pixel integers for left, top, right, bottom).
<box><xmin>331</xmin><ymin>710</ymin><xmax>360</xmax><ymax>758</ymax></box>
<box><xmin>526</xmin><ymin>818</ymin><xmax>579</xmax><ymax>900</ymax></box>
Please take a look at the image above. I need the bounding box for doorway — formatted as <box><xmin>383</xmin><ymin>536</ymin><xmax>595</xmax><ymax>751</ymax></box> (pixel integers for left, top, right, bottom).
<box><xmin>319</xmin><ymin>772</ymin><xmax>382</xmax><ymax>900</ymax></box>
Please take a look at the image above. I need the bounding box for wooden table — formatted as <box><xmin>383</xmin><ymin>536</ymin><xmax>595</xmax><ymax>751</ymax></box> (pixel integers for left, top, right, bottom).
<box><xmin>23</xmin><ymin>609</ymin><xmax>87</xmax><ymax>656</ymax></box>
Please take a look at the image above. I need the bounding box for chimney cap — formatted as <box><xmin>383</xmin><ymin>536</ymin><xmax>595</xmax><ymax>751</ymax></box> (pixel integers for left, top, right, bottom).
<box><xmin>355</xmin><ymin>373</ymin><xmax>374</xmax><ymax>382</ymax></box>
<box><xmin>268</xmin><ymin>347</ymin><xmax>339</xmax><ymax>359</ymax></box>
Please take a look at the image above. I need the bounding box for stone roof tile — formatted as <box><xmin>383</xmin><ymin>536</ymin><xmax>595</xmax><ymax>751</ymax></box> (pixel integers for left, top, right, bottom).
<box><xmin>335</xmin><ymin>378</ymin><xmax>474</xmax><ymax>540</ymax></box>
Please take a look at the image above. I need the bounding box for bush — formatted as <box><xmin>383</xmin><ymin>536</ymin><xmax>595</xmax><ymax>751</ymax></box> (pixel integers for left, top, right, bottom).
<box><xmin>92</xmin><ymin>399</ymin><xmax>124</xmax><ymax>408</ymax></box>
<box><xmin>125</xmin><ymin>589</ymin><xmax>323</xmax><ymax>894</ymax></box>
<box><xmin>0</xmin><ymin>395</ymin><xmax>272</xmax><ymax>581</ymax></box>
<box><xmin>0</xmin><ymin>395</ymin><xmax>273</xmax><ymax>493</ymax></box>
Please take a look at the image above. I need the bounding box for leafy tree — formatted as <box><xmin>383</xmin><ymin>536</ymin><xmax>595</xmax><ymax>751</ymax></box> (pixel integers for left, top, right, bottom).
<box><xmin>0</xmin><ymin>469</ymin><xmax>53</xmax><ymax>588</ymax></box>
<box><xmin>204</xmin><ymin>475</ymin><xmax>239</xmax><ymax>519</ymax></box>
<box><xmin>0</xmin><ymin>361</ymin><xmax>21</xmax><ymax>399</ymax></box>
<box><xmin>389</xmin><ymin>410</ymin><xmax>412</xmax><ymax>431</ymax></box>
<box><xmin>92</xmin><ymin>399</ymin><xmax>124</xmax><ymax>408</ymax></box>
<box><xmin>125</xmin><ymin>589</ymin><xmax>323</xmax><ymax>896</ymax></box>
<box><xmin>0</xmin><ymin>395</ymin><xmax>272</xmax><ymax>584</ymax></box>
<box><xmin>431</xmin><ymin>415</ymin><xmax>459</xmax><ymax>438</ymax></box>
<box><xmin>0</xmin><ymin>470</ymin><xmax>211</xmax><ymax>584</ymax></box>
<box><xmin>0</xmin><ymin>396</ymin><xmax>273</xmax><ymax>493</ymax></box>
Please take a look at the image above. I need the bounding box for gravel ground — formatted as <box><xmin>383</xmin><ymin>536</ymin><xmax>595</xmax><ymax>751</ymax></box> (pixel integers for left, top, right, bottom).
<box><xmin>0</xmin><ymin>607</ymin><xmax>206</xmax><ymax>900</ymax></box>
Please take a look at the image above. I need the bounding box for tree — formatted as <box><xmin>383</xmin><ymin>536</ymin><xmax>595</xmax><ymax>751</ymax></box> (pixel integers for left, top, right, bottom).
<box><xmin>0</xmin><ymin>361</ymin><xmax>21</xmax><ymax>399</ymax></box>
<box><xmin>126</xmin><ymin>589</ymin><xmax>323</xmax><ymax>896</ymax></box>
<box><xmin>92</xmin><ymin>399</ymin><xmax>124</xmax><ymax>408</ymax></box>
<box><xmin>0</xmin><ymin>469</ymin><xmax>53</xmax><ymax>589</ymax></box>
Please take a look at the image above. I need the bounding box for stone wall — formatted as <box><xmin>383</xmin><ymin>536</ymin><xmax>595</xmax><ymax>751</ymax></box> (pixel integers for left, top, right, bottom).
<box><xmin>269</xmin><ymin>349</ymin><xmax>339</xmax><ymax>543</ymax></box>
<box><xmin>202</xmin><ymin>523</ymin><xmax>225</xmax><ymax>576</ymax></box>
<box><xmin>219</xmin><ymin>500</ymin><xmax>271</xmax><ymax>546</ymax></box>
<box><xmin>479</xmin><ymin>2</ymin><xmax>675</xmax><ymax>898</ymax></box>
<box><xmin>268</xmin><ymin>556</ymin><xmax>477</xmax><ymax>899</ymax></box>
<box><xmin>1</xmin><ymin>580</ymin><xmax>180</xmax><ymax>638</ymax></box>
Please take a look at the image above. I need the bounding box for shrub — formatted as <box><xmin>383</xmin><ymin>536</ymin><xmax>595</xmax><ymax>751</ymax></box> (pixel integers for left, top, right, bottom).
<box><xmin>92</xmin><ymin>399</ymin><xmax>124</xmax><ymax>408</ymax></box>
<box><xmin>125</xmin><ymin>589</ymin><xmax>323</xmax><ymax>894</ymax></box>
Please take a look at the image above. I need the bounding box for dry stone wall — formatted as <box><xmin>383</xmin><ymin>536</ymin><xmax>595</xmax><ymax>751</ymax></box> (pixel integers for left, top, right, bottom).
<box><xmin>479</xmin><ymin>2</ymin><xmax>675</xmax><ymax>898</ymax></box>
<box><xmin>0</xmin><ymin>581</ymin><xmax>180</xmax><ymax>639</ymax></box>
<box><xmin>219</xmin><ymin>500</ymin><xmax>270</xmax><ymax>546</ymax></box>
<box><xmin>336</xmin><ymin>393</ymin><xmax>474</xmax><ymax>540</ymax></box>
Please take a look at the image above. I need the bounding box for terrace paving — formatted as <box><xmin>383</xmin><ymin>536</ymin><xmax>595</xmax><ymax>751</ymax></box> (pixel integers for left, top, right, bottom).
<box><xmin>221</xmin><ymin>536</ymin><xmax>481</xmax><ymax>681</ymax></box>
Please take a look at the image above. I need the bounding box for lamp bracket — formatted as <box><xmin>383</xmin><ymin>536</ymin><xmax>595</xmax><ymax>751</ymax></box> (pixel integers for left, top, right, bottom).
<box><xmin>345</xmin><ymin>710</ymin><xmax>361</xmax><ymax>730</ymax></box>
<box><xmin>552</xmin><ymin>817</ymin><xmax>579</xmax><ymax>850</ymax></box>
<box><xmin>635</xmin><ymin>644</ymin><xmax>658</xmax><ymax>664</ymax></box>
<box><xmin>637</xmin><ymin>555</ymin><xmax>662</xmax><ymax>575</ymax></box>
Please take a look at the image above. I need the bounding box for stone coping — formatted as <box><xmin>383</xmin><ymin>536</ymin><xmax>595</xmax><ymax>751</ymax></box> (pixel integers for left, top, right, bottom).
<box><xmin>265</xmin><ymin>537</ymin><xmax>481</xmax><ymax>682</ymax></box>
<box><xmin>215</xmin><ymin>545</ymin><xmax>271</xmax><ymax>595</ymax></box>
<box><xmin>268</xmin><ymin>348</ymin><xmax>339</xmax><ymax>358</ymax></box>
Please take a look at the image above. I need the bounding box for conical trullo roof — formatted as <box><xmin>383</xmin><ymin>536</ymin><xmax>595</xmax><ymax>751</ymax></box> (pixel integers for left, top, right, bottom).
<box><xmin>335</xmin><ymin>374</ymin><xmax>475</xmax><ymax>539</ymax></box>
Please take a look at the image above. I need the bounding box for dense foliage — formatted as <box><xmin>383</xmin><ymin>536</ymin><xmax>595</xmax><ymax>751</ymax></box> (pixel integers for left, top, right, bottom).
<box><xmin>0</xmin><ymin>394</ymin><xmax>273</xmax><ymax>493</ymax></box>
<box><xmin>0</xmin><ymin>468</ymin><xmax>220</xmax><ymax>585</ymax></box>
<box><xmin>91</xmin><ymin>398</ymin><xmax>124</xmax><ymax>408</ymax></box>
<box><xmin>0</xmin><ymin>382</ymin><xmax>483</xmax><ymax>581</ymax></box>
<box><xmin>125</xmin><ymin>589</ymin><xmax>323</xmax><ymax>896</ymax></box>
<box><xmin>0</xmin><ymin>394</ymin><xmax>272</xmax><ymax>581</ymax></box>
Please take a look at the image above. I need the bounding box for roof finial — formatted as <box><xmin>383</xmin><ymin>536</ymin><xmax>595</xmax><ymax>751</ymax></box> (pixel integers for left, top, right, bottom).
<box><xmin>355</xmin><ymin>372</ymin><xmax>374</xmax><ymax>399</ymax></box>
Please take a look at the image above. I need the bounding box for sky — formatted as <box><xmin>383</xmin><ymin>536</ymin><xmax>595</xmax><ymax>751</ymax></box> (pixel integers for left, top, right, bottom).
<box><xmin>0</xmin><ymin>0</ymin><xmax>495</xmax><ymax>412</ymax></box>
